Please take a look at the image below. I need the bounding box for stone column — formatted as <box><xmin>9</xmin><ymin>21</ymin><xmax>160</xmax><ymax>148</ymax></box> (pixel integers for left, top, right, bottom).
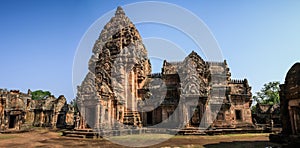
<box><xmin>162</xmin><ymin>108</ymin><xmax>167</xmax><ymax>122</ymax></box>
<box><xmin>96</xmin><ymin>103</ymin><xmax>100</xmax><ymax>129</ymax></box>
<box><xmin>288</xmin><ymin>107</ymin><xmax>294</xmax><ymax>134</ymax></box>
<box><xmin>40</xmin><ymin>112</ymin><xmax>44</xmax><ymax>127</ymax></box>
<box><xmin>183</xmin><ymin>103</ymin><xmax>189</xmax><ymax>127</ymax></box>
<box><xmin>293</xmin><ymin>108</ymin><xmax>297</xmax><ymax>134</ymax></box>
<box><xmin>80</xmin><ymin>105</ymin><xmax>85</xmax><ymax>129</ymax></box>
<box><xmin>111</xmin><ymin>102</ymin><xmax>115</xmax><ymax>128</ymax></box>
<box><xmin>100</xmin><ymin>104</ymin><xmax>105</xmax><ymax>128</ymax></box>
<box><xmin>108</xmin><ymin>100</ymin><xmax>112</xmax><ymax>129</ymax></box>
<box><xmin>131</xmin><ymin>70</ymin><xmax>136</xmax><ymax>111</ymax></box>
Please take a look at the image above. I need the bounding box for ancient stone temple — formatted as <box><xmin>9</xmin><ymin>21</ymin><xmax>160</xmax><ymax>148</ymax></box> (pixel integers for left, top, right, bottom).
<box><xmin>76</xmin><ymin>6</ymin><xmax>150</xmax><ymax>129</ymax></box>
<box><xmin>270</xmin><ymin>63</ymin><xmax>300</xmax><ymax>146</ymax></box>
<box><xmin>76</xmin><ymin>6</ymin><xmax>253</xmax><ymax>131</ymax></box>
<box><xmin>28</xmin><ymin>95</ymin><xmax>72</xmax><ymax>128</ymax></box>
<box><xmin>0</xmin><ymin>89</ymin><xmax>73</xmax><ymax>131</ymax></box>
<box><xmin>279</xmin><ymin>63</ymin><xmax>300</xmax><ymax>135</ymax></box>
<box><xmin>0</xmin><ymin>89</ymin><xmax>31</xmax><ymax>130</ymax></box>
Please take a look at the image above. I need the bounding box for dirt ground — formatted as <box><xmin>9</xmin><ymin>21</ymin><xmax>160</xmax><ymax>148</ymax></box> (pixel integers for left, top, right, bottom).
<box><xmin>0</xmin><ymin>128</ymin><xmax>281</xmax><ymax>148</ymax></box>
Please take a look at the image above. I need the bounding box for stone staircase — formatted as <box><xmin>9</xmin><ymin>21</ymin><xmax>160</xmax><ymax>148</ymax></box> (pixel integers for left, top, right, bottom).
<box><xmin>177</xmin><ymin>127</ymin><xmax>206</xmax><ymax>135</ymax></box>
<box><xmin>123</xmin><ymin>110</ymin><xmax>142</xmax><ymax>127</ymax></box>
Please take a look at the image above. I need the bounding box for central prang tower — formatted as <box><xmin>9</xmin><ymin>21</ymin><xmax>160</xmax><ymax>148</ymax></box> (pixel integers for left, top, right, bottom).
<box><xmin>77</xmin><ymin>6</ymin><xmax>151</xmax><ymax>129</ymax></box>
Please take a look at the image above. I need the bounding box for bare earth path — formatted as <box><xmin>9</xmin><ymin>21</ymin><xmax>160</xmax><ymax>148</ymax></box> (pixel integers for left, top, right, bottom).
<box><xmin>0</xmin><ymin>129</ymin><xmax>280</xmax><ymax>148</ymax></box>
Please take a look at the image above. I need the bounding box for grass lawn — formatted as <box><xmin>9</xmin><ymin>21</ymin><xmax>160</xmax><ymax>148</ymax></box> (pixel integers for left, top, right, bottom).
<box><xmin>0</xmin><ymin>134</ymin><xmax>18</xmax><ymax>140</ymax></box>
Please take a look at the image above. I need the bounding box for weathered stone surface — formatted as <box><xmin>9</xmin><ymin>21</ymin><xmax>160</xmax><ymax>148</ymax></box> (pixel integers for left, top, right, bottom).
<box><xmin>252</xmin><ymin>103</ymin><xmax>280</xmax><ymax>125</ymax></box>
<box><xmin>279</xmin><ymin>62</ymin><xmax>300</xmax><ymax>135</ymax></box>
<box><xmin>0</xmin><ymin>89</ymin><xmax>72</xmax><ymax>131</ymax></box>
<box><xmin>270</xmin><ymin>62</ymin><xmax>300</xmax><ymax>146</ymax></box>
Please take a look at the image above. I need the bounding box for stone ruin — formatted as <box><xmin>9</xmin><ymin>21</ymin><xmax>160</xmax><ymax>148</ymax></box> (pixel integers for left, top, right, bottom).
<box><xmin>75</xmin><ymin>6</ymin><xmax>254</xmax><ymax>132</ymax></box>
<box><xmin>0</xmin><ymin>89</ymin><xmax>74</xmax><ymax>132</ymax></box>
<box><xmin>270</xmin><ymin>62</ymin><xmax>300</xmax><ymax>146</ymax></box>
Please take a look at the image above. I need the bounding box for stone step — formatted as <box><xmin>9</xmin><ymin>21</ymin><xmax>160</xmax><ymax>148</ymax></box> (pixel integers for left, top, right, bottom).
<box><xmin>123</xmin><ymin>110</ymin><xmax>142</xmax><ymax>127</ymax></box>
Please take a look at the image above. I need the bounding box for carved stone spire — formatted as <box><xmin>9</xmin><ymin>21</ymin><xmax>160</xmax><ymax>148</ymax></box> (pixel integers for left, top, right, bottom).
<box><xmin>92</xmin><ymin>6</ymin><xmax>144</xmax><ymax>56</ymax></box>
<box><xmin>115</xmin><ymin>6</ymin><xmax>125</xmax><ymax>16</ymax></box>
<box><xmin>77</xmin><ymin>6</ymin><xmax>152</xmax><ymax>129</ymax></box>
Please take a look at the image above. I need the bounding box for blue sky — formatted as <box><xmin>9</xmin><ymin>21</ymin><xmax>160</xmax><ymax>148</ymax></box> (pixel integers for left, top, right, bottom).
<box><xmin>0</xmin><ymin>0</ymin><xmax>300</xmax><ymax>102</ymax></box>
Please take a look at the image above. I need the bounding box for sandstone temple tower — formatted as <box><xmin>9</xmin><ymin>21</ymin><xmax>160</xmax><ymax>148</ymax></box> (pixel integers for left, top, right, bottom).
<box><xmin>76</xmin><ymin>7</ymin><xmax>151</xmax><ymax>129</ymax></box>
<box><xmin>76</xmin><ymin>7</ymin><xmax>253</xmax><ymax>130</ymax></box>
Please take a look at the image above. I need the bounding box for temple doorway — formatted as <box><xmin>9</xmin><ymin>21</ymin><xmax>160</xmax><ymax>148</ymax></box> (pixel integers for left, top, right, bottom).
<box><xmin>190</xmin><ymin>106</ymin><xmax>201</xmax><ymax>126</ymax></box>
<box><xmin>147</xmin><ymin>111</ymin><xmax>152</xmax><ymax>125</ymax></box>
<box><xmin>9</xmin><ymin>115</ymin><xmax>16</xmax><ymax>128</ymax></box>
<box><xmin>86</xmin><ymin>107</ymin><xmax>96</xmax><ymax>128</ymax></box>
<box><xmin>57</xmin><ymin>114</ymin><xmax>64</xmax><ymax>126</ymax></box>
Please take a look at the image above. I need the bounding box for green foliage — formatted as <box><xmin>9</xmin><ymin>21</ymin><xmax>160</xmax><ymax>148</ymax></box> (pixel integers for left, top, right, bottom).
<box><xmin>251</xmin><ymin>105</ymin><xmax>257</xmax><ymax>114</ymax></box>
<box><xmin>253</xmin><ymin>81</ymin><xmax>280</xmax><ymax>105</ymax></box>
<box><xmin>70</xmin><ymin>98</ymin><xmax>79</xmax><ymax>113</ymax></box>
<box><xmin>31</xmin><ymin>90</ymin><xmax>51</xmax><ymax>100</ymax></box>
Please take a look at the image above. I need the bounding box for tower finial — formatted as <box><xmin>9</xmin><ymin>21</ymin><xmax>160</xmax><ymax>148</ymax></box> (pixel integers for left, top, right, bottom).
<box><xmin>115</xmin><ymin>6</ymin><xmax>125</xmax><ymax>16</ymax></box>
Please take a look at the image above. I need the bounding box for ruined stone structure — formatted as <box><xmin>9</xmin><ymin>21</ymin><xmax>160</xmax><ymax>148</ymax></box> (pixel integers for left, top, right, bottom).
<box><xmin>138</xmin><ymin>56</ymin><xmax>253</xmax><ymax>129</ymax></box>
<box><xmin>76</xmin><ymin>7</ymin><xmax>253</xmax><ymax>131</ymax></box>
<box><xmin>0</xmin><ymin>89</ymin><xmax>73</xmax><ymax>131</ymax></box>
<box><xmin>0</xmin><ymin>89</ymin><xmax>30</xmax><ymax>130</ymax></box>
<box><xmin>270</xmin><ymin>63</ymin><xmax>300</xmax><ymax>146</ymax></box>
<box><xmin>279</xmin><ymin>63</ymin><xmax>300</xmax><ymax>135</ymax></box>
<box><xmin>252</xmin><ymin>103</ymin><xmax>280</xmax><ymax>126</ymax></box>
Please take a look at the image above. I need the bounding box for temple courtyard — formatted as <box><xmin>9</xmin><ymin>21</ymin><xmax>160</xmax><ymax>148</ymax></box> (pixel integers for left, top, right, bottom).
<box><xmin>0</xmin><ymin>128</ymin><xmax>280</xmax><ymax>148</ymax></box>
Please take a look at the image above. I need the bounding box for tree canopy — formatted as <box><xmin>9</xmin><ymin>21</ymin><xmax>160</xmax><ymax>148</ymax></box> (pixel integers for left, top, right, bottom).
<box><xmin>253</xmin><ymin>81</ymin><xmax>280</xmax><ymax>105</ymax></box>
<box><xmin>70</xmin><ymin>98</ymin><xmax>79</xmax><ymax>113</ymax></box>
<box><xmin>31</xmin><ymin>90</ymin><xmax>51</xmax><ymax>100</ymax></box>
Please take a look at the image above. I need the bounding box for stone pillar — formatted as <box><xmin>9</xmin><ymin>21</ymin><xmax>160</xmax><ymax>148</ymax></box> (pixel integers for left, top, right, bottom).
<box><xmin>162</xmin><ymin>108</ymin><xmax>167</xmax><ymax>121</ymax></box>
<box><xmin>5</xmin><ymin>113</ymin><xmax>8</xmax><ymax>130</ymax></box>
<box><xmin>40</xmin><ymin>112</ymin><xmax>44</xmax><ymax>127</ymax></box>
<box><xmin>80</xmin><ymin>106</ymin><xmax>85</xmax><ymax>129</ymax></box>
<box><xmin>290</xmin><ymin>108</ymin><xmax>296</xmax><ymax>135</ymax></box>
<box><xmin>111</xmin><ymin>102</ymin><xmax>115</xmax><ymax>128</ymax></box>
<box><xmin>123</xmin><ymin>64</ymin><xmax>128</xmax><ymax>111</ymax></box>
<box><xmin>100</xmin><ymin>104</ymin><xmax>105</xmax><ymax>128</ymax></box>
<box><xmin>295</xmin><ymin>109</ymin><xmax>300</xmax><ymax>134</ymax></box>
<box><xmin>183</xmin><ymin>104</ymin><xmax>188</xmax><ymax>127</ymax></box>
<box><xmin>116</xmin><ymin>106</ymin><xmax>120</xmax><ymax>121</ymax></box>
<box><xmin>293</xmin><ymin>108</ymin><xmax>296</xmax><ymax>134</ymax></box>
<box><xmin>177</xmin><ymin>103</ymin><xmax>183</xmax><ymax>128</ymax></box>
<box><xmin>96</xmin><ymin>103</ymin><xmax>100</xmax><ymax>129</ymax></box>
<box><xmin>141</xmin><ymin>111</ymin><xmax>145</xmax><ymax>126</ymax></box>
<box><xmin>108</xmin><ymin>100</ymin><xmax>112</xmax><ymax>129</ymax></box>
<box><xmin>131</xmin><ymin>70</ymin><xmax>136</xmax><ymax>111</ymax></box>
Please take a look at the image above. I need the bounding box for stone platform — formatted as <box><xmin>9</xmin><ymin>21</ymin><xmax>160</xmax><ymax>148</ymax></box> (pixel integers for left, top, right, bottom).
<box><xmin>62</xmin><ymin>127</ymin><xmax>281</xmax><ymax>138</ymax></box>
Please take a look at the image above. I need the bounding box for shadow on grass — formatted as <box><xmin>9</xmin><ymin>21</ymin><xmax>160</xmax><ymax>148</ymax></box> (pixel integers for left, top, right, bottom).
<box><xmin>203</xmin><ymin>140</ymin><xmax>281</xmax><ymax>148</ymax></box>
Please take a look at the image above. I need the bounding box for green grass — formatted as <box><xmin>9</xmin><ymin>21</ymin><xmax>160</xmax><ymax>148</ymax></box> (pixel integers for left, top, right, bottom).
<box><xmin>108</xmin><ymin>133</ymin><xmax>173</xmax><ymax>140</ymax></box>
<box><xmin>0</xmin><ymin>135</ymin><xmax>18</xmax><ymax>140</ymax></box>
<box><xmin>107</xmin><ymin>133</ymin><xmax>269</xmax><ymax>140</ymax></box>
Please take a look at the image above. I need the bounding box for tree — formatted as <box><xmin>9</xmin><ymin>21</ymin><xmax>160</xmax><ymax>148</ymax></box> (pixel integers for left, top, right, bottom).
<box><xmin>253</xmin><ymin>81</ymin><xmax>280</xmax><ymax>105</ymax></box>
<box><xmin>31</xmin><ymin>90</ymin><xmax>51</xmax><ymax>100</ymax></box>
<box><xmin>70</xmin><ymin>98</ymin><xmax>79</xmax><ymax>113</ymax></box>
